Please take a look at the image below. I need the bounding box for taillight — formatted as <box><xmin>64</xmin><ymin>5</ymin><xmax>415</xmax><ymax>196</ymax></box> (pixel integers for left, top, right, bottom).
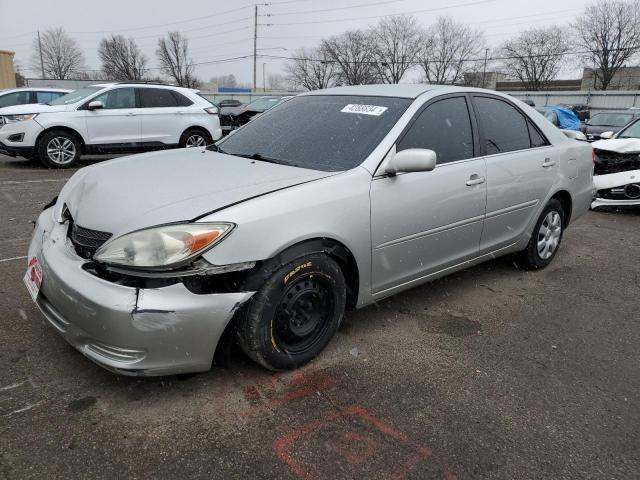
<box><xmin>592</xmin><ymin>148</ymin><xmax>596</xmax><ymax>164</ymax></box>
<box><xmin>204</xmin><ymin>107</ymin><xmax>219</xmax><ymax>115</ymax></box>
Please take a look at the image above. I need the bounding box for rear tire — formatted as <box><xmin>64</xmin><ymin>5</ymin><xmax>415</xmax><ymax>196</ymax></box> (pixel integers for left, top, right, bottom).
<box><xmin>179</xmin><ymin>128</ymin><xmax>212</xmax><ymax>148</ymax></box>
<box><xmin>237</xmin><ymin>254</ymin><xmax>346</xmax><ymax>371</ymax></box>
<box><xmin>37</xmin><ymin>130</ymin><xmax>81</xmax><ymax>168</ymax></box>
<box><xmin>515</xmin><ymin>199</ymin><xmax>565</xmax><ymax>270</ymax></box>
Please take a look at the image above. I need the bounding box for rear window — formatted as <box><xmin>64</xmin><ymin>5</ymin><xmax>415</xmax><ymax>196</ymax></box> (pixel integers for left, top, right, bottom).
<box><xmin>140</xmin><ymin>88</ymin><xmax>179</xmax><ymax>108</ymax></box>
<box><xmin>588</xmin><ymin>113</ymin><xmax>633</xmax><ymax>127</ymax></box>
<box><xmin>218</xmin><ymin>95</ymin><xmax>412</xmax><ymax>172</ymax></box>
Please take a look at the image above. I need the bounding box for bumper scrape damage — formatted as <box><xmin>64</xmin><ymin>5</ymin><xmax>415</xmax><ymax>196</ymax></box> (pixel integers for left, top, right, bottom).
<box><xmin>28</xmin><ymin>208</ymin><xmax>255</xmax><ymax>376</ymax></box>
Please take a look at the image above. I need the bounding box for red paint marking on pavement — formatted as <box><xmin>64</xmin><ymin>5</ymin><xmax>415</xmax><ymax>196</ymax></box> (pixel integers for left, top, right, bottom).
<box><xmin>241</xmin><ymin>370</ymin><xmax>333</xmax><ymax>417</ymax></box>
<box><xmin>273</xmin><ymin>405</ymin><xmax>454</xmax><ymax>480</ymax></box>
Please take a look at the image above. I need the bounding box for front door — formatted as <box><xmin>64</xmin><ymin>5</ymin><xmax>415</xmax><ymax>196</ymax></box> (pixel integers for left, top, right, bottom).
<box><xmin>84</xmin><ymin>87</ymin><xmax>141</xmax><ymax>145</ymax></box>
<box><xmin>370</xmin><ymin>95</ymin><xmax>487</xmax><ymax>296</ymax></box>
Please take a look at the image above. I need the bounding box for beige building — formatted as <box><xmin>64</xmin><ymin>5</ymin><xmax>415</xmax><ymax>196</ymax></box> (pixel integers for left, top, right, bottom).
<box><xmin>581</xmin><ymin>67</ymin><xmax>640</xmax><ymax>91</ymax></box>
<box><xmin>0</xmin><ymin>50</ymin><xmax>17</xmax><ymax>89</ymax></box>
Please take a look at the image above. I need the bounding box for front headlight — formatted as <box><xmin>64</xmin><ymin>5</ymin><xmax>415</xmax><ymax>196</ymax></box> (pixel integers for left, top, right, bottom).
<box><xmin>93</xmin><ymin>223</ymin><xmax>234</xmax><ymax>269</ymax></box>
<box><xmin>3</xmin><ymin>114</ymin><xmax>38</xmax><ymax>124</ymax></box>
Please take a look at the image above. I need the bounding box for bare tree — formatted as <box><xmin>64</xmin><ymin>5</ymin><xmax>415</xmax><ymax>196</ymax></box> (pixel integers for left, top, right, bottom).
<box><xmin>31</xmin><ymin>28</ymin><xmax>85</xmax><ymax>79</ymax></box>
<box><xmin>156</xmin><ymin>32</ymin><xmax>199</xmax><ymax>88</ymax></box>
<box><xmin>98</xmin><ymin>34</ymin><xmax>148</xmax><ymax>81</ymax></box>
<box><xmin>321</xmin><ymin>30</ymin><xmax>379</xmax><ymax>85</ymax></box>
<box><xmin>370</xmin><ymin>14</ymin><xmax>422</xmax><ymax>84</ymax></box>
<box><xmin>418</xmin><ymin>17</ymin><xmax>485</xmax><ymax>85</ymax></box>
<box><xmin>210</xmin><ymin>74</ymin><xmax>238</xmax><ymax>88</ymax></box>
<box><xmin>285</xmin><ymin>47</ymin><xmax>337</xmax><ymax>91</ymax></box>
<box><xmin>574</xmin><ymin>0</ymin><xmax>640</xmax><ymax>90</ymax></box>
<box><xmin>500</xmin><ymin>26</ymin><xmax>569</xmax><ymax>91</ymax></box>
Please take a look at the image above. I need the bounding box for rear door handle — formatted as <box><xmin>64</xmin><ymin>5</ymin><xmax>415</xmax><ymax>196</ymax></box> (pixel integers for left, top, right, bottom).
<box><xmin>466</xmin><ymin>174</ymin><xmax>486</xmax><ymax>186</ymax></box>
<box><xmin>126</xmin><ymin>112</ymin><xmax>136</xmax><ymax>117</ymax></box>
<box><xmin>542</xmin><ymin>158</ymin><xmax>556</xmax><ymax>168</ymax></box>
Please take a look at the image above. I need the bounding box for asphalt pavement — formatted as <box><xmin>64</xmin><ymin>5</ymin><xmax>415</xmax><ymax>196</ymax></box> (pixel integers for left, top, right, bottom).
<box><xmin>0</xmin><ymin>154</ymin><xmax>638</xmax><ymax>479</ymax></box>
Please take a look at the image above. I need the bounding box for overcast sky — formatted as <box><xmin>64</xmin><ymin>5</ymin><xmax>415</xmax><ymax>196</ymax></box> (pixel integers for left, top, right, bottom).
<box><xmin>0</xmin><ymin>0</ymin><xmax>590</xmax><ymax>87</ymax></box>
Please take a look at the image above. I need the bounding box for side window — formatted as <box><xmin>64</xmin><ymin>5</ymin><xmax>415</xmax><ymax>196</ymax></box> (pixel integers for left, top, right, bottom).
<box><xmin>473</xmin><ymin>96</ymin><xmax>531</xmax><ymax>154</ymax></box>
<box><xmin>397</xmin><ymin>96</ymin><xmax>474</xmax><ymax>164</ymax></box>
<box><xmin>140</xmin><ymin>88</ymin><xmax>179</xmax><ymax>108</ymax></box>
<box><xmin>36</xmin><ymin>91</ymin><xmax>62</xmax><ymax>103</ymax></box>
<box><xmin>171</xmin><ymin>91</ymin><xmax>193</xmax><ymax>106</ymax></box>
<box><xmin>91</xmin><ymin>88</ymin><xmax>136</xmax><ymax>109</ymax></box>
<box><xmin>528</xmin><ymin>120</ymin><xmax>549</xmax><ymax>148</ymax></box>
<box><xmin>0</xmin><ymin>91</ymin><xmax>31</xmax><ymax>107</ymax></box>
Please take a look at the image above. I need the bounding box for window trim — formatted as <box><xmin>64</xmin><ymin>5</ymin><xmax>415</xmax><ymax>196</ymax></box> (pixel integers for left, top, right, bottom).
<box><xmin>470</xmin><ymin>93</ymin><xmax>551</xmax><ymax>157</ymax></box>
<box><xmin>394</xmin><ymin>93</ymin><xmax>479</xmax><ymax>165</ymax></box>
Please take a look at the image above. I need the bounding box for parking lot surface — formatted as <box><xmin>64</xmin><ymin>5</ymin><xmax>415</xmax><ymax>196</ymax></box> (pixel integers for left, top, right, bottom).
<box><xmin>1</xmin><ymin>154</ymin><xmax>638</xmax><ymax>479</ymax></box>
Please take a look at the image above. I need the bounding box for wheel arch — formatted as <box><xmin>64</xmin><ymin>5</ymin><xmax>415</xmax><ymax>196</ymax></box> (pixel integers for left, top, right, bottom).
<box><xmin>180</xmin><ymin>125</ymin><xmax>213</xmax><ymax>142</ymax></box>
<box><xmin>35</xmin><ymin>126</ymin><xmax>86</xmax><ymax>152</ymax></box>
<box><xmin>257</xmin><ymin>237</ymin><xmax>360</xmax><ymax>310</ymax></box>
<box><xmin>550</xmin><ymin>189</ymin><xmax>573</xmax><ymax>227</ymax></box>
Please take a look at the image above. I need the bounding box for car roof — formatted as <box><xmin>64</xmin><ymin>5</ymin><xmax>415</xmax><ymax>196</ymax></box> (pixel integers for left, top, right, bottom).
<box><xmin>302</xmin><ymin>84</ymin><xmax>509</xmax><ymax>99</ymax></box>
<box><xmin>90</xmin><ymin>82</ymin><xmax>196</xmax><ymax>92</ymax></box>
<box><xmin>0</xmin><ymin>87</ymin><xmax>70</xmax><ymax>93</ymax></box>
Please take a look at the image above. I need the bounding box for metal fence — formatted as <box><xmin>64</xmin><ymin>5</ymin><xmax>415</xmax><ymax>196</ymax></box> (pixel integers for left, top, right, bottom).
<box><xmin>507</xmin><ymin>90</ymin><xmax>640</xmax><ymax>110</ymax></box>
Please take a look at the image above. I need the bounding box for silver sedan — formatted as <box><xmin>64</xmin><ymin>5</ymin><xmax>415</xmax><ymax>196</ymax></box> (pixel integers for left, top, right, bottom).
<box><xmin>25</xmin><ymin>85</ymin><xmax>594</xmax><ymax>376</ymax></box>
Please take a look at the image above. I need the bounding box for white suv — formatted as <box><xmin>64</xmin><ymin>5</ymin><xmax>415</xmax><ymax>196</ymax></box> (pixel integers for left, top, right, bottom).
<box><xmin>0</xmin><ymin>82</ymin><xmax>222</xmax><ymax>168</ymax></box>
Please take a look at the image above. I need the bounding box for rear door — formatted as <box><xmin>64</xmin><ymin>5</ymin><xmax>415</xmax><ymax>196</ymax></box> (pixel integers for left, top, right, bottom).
<box><xmin>471</xmin><ymin>94</ymin><xmax>556</xmax><ymax>253</ymax></box>
<box><xmin>370</xmin><ymin>95</ymin><xmax>487</xmax><ymax>295</ymax></box>
<box><xmin>138</xmin><ymin>88</ymin><xmax>190</xmax><ymax>145</ymax></box>
<box><xmin>83</xmin><ymin>87</ymin><xmax>141</xmax><ymax>145</ymax></box>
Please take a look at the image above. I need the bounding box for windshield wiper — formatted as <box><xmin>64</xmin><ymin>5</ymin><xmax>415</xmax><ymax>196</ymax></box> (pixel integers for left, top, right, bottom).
<box><xmin>233</xmin><ymin>152</ymin><xmax>290</xmax><ymax>166</ymax></box>
<box><xmin>206</xmin><ymin>143</ymin><xmax>226</xmax><ymax>154</ymax></box>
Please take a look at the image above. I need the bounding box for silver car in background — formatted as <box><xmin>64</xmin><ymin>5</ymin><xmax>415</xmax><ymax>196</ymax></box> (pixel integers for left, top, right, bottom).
<box><xmin>25</xmin><ymin>85</ymin><xmax>594</xmax><ymax>376</ymax></box>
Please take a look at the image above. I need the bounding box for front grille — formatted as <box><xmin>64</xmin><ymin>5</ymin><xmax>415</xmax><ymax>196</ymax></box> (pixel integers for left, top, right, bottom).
<box><xmin>594</xmin><ymin>150</ymin><xmax>640</xmax><ymax>175</ymax></box>
<box><xmin>69</xmin><ymin>221</ymin><xmax>112</xmax><ymax>259</ymax></box>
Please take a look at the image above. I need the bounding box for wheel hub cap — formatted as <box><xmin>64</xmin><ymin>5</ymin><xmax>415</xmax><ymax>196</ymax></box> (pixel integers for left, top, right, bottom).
<box><xmin>537</xmin><ymin>211</ymin><xmax>562</xmax><ymax>260</ymax></box>
<box><xmin>46</xmin><ymin>137</ymin><xmax>75</xmax><ymax>164</ymax></box>
<box><xmin>186</xmin><ymin>135</ymin><xmax>206</xmax><ymax>147</ymax></box>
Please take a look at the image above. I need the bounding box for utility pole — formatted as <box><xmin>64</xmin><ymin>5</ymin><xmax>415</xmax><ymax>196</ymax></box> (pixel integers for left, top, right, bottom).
<box><xmin>263</xmin><ymin>63</ymin><xmax>266</xmax><ymax>92</ymax></box>
<box><xmin>481</xmin><ymin>48</ymin><xmax>489</xmax><ymax>89</ymax></box>
<box><xmin>37</xmin><ymin>30</ymin><xmax>45</xmax><ymax>79</ymax></box>
<box><xmin>253</xmin><ymin>5</ymin><xmax>258</xmax><ymax>91</ymax></box>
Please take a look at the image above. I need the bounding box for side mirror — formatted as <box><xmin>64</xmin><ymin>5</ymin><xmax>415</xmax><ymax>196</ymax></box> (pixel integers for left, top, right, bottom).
<box><xmin>599</xmin><ymin>131</ymin><xmax>614</xmax><ymax>139</ymax></box>
<box><xmin>87</xmin><ymin>100</ymin><xmax>104</xmax><ymax>111</ymax></box>
<box><xmin>561</xmin><ymin>129</ymin><xmax>587</xmax><ymax>141</ymax></box>
<box><xmin>385</xmin><ymin>148</ymin><xmax>437</xmax><ymax>176</ymax></box>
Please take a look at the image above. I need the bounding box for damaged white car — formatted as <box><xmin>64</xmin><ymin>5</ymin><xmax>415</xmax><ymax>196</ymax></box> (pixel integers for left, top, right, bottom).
<box><xmin>591</xmin><ymin>119</ymin><xmax>640</xmax><ymax>209</ymax></box>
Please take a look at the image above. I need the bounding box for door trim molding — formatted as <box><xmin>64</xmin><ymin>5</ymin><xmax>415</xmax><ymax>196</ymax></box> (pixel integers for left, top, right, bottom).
<box><xmin>374</xmin><ymin>215</ymin><xmax>484</xmax><ymax>250</ymax></box>
<box><xmin>485</xmin><ymin>199</ymin><xmax>539</xmax><ymax>220</ymax></box>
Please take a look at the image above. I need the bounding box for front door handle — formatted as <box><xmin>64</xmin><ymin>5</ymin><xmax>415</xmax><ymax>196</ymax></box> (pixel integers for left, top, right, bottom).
<box><xmin>126</xmin><ymin>112</ymin><xmax>136</xmax><ymax>117</ymax></box>
<box><xmin>466</xmin><ymin>174</ymin><xmax>486</xmax><ymax>186</ymax></box>
<box><xmin>542</xmin><ymin>158</ymin><xmax>556</xmax><ymax>168</ymax></box>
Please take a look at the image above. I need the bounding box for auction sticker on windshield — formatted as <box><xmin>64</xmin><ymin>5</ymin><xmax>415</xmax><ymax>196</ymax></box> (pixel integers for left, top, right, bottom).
<box><xmin>341</xmin><ymin>104</ymin><xmax>388</xmax><ymax>116</ymax></box>
<box><xmin>24</xmin><ymin>257</ymin><xmax>43</xmax><ymax>302</ymax></box>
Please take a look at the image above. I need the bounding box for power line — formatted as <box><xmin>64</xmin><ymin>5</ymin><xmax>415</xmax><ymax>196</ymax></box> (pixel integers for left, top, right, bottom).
<box><xmin>262</xmin><ymin>0</ymin><xmax>496</xmax><ymax>26</ymax></box>
<box><xmin>261</xmin><ymin>0</ymin><xmax>413</xmax><ymax>17</ymax></box>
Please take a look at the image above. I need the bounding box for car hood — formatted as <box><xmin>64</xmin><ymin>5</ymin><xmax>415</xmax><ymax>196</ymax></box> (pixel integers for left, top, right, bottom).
<box><xmin>58</xmin><ymin>148</ymin><xmax>337</xmax><ymax>237</ymax></box>
<box><xmin>592</xmin><ymin>138</ymin><xmax>640</xmax><ymax>153</ymax></box>
<box><xmin>0</xmin><ymin>103</ymin><xmax>68</xmax><ymax>115</ymax></box>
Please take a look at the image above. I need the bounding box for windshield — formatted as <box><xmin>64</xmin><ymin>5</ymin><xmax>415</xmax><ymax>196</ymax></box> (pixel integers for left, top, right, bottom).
<box><xmin>617</xmin><ymin>119</ymin><xmax>640</xmax><ymax>138</ymax></box>
<box><xmin>588</xmin><ymin>113</ymin><xmax>633</xmax><ymax>127</ymax></box>
<box><xmin>217</xmin><ymin>95</ymin><xmax>412</xmax><ymax>172</ymax></box>
<box><xmin>48</xmin><ymin>87</ymin><xmax>103</xmax><ymax>106</ymax></box>
<box><xmin>247</xmin><ymin>97</ymin><xmax>282</xmax><ymax>112</ymax></box>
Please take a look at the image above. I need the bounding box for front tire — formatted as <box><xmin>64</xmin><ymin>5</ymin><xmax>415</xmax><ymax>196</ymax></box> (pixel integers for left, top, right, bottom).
<box><xmin>37</xmin><ymin>130</ymin><xmax>81</xmax><ymax>168</ymax></box>
<box><xmin>516</xmin><ymin>199</ymin><xmax>565</xmax><ymax>270</ymax></box>
<box><xmin>237</xmin><ymin>254</ymin><xmax>346</xmax><ymax>371</ymax></box>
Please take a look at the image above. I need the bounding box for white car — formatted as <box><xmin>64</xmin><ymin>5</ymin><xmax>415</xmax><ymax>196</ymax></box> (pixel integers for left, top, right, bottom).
<box><xmin>0</xmin><ymin>87</ymin><xmax>70</xmax><ymax>108</ymax></box>
<box><xmin>0</xmin><ymin>82</ymin><xmax>222</xmax><ymax>168</ymax></box>
<box><xmin>591</xmin><ymin>118</ymin><xmax>640</xmax><ymax>209</ymax></box>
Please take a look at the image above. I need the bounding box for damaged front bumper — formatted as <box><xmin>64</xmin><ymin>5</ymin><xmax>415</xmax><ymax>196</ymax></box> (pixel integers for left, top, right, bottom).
<box><xmin>592</xmin><ymin>169</ymin><xmax>640</xmax><ymax>209</ymax></box>
<box><xmin>27</xmin><ymin>209</ymin><xmax>255</xmax><ymax>376</ymax></box>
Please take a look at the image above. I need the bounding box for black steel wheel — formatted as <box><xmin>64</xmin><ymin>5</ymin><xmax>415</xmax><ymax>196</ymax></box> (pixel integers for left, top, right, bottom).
<box><xmin>237</xmin><ymin>253</ymin><xmax>346</xmax><ymax>371</ymax></box>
